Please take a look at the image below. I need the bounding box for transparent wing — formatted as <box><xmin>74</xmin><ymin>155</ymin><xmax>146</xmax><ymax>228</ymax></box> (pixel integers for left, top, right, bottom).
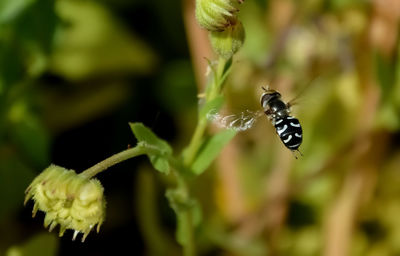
<box><xmin>207</xmin><ymin>109</ymin><xmax>263</xmax><ymax>131</ymax></box>
<box><xmin>286</xmin><ymin>75</ymin><xmax>324</xmax><ymax>108</ymax></box>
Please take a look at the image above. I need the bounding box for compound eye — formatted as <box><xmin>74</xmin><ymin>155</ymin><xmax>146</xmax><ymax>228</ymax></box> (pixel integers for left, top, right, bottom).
<box><xmin>261</xmin><ymin>92</ymin><xmax>280</xmax><ymax>108</ymax></box>
<box><xmin>261</xmin><ymin>93</ymin><xmax>272</xmax><ymax>108</ymax></box>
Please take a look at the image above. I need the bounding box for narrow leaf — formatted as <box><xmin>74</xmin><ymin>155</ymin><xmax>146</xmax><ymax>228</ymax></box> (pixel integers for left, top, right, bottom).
<box><xmin>220</xmin><ymin>57</ymin><xmax>233</xmax><ymax>84</ymax></box>
<box><xmin>191</xmin><ymin>129</ymin><xmax>237</xmax><ymax>175</ymax></box>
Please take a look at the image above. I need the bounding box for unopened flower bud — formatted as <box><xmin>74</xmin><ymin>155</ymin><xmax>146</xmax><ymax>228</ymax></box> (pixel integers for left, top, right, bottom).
<box><xmin>196</xmin><ymin>0</ymin><xmax>242</xmax><ymax>31</ymax></box>
<box><xmin>24</xmin><ymin>165</ymin><xmax>106</xmax><ymax>242</ymax></box>
<box><xmin>209</xmin><ymin>21</ymin><xmax>245</xmax><ymax>59</ymax></box>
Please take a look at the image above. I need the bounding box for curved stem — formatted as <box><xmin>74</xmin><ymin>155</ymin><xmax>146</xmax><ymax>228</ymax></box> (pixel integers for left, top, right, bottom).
<box><xmin>79</xmin><ymin>144</ymin><xmax>158</xmax><ymax>179</ymax></box>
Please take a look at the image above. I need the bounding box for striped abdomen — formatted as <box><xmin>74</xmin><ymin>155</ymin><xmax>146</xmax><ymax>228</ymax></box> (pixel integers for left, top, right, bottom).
<box><xmin>274</xmin><ymin>116</ymin><xmax>302</xmax><ymax>150</ymax></box>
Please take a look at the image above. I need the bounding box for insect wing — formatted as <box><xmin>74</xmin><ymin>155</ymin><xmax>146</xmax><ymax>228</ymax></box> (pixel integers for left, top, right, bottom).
<box><xmin>207</xmin><ymin>109</ymin><xmax>263</xmax><ymax>131</ymax></box>
<box><xmin>286</xmin><ymin>75</ymin><xmax>324</xmax><ymax>108</ymax></box>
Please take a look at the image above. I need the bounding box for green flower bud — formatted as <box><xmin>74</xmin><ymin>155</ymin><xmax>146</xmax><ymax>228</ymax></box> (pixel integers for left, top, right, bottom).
<box><xmin>24</xmin><ymin>165</ymin><xmax>106</xmax><ymax>242</ymax></box>
<box><xmin>196</xmin><ymin>0</ymin><xmax>242</xmax><ymax>31</ymax></box>
<box><xmin>209</xmin><ymin>21</ymin><xmax>245</xmax><ymax>59</ymax></box>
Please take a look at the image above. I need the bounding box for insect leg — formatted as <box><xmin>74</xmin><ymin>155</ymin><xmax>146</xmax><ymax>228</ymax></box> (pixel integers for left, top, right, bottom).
<box><xmin>296</xmin><ymin>149</ymin><xmax>303</xmax><ymax>157</ymax></box>
<box><xmin>290</xmin><ymin>149</ymin><xmax>303</xmax><ymax>159</ymax></box>
<box><xmin>264</xmin><ymin>109</ymin><xmax>276</xmax><ymax>122</ymax></box>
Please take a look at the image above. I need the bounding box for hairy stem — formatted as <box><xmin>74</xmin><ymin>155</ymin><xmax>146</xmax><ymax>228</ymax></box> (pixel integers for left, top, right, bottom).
<box><xmin>79</xmin><ymin>144</ymin><xmax>159</xmax><ymax>179</ymax></box>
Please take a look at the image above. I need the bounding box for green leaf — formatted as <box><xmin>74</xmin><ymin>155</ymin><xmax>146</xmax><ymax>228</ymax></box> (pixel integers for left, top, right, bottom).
<box><xmin>130</xmin><ymin>122</ymin><xmax>172</xmax><ymax>153</ymax></box>
<box><xmin>221</xmin><ymin>57</ymin><xmax>233</xmax><ymax>83</ymax></box>
<box><xmin>129</xmin><ymin>122</ymin><xmax>172</xmax><ymax>174</ymax></box>
<box><xmin>191</xmin><ymin>129</ymin><xmax>237</xmax><ymax>175</ymax></box>
<box><xmin>223</xmin><ymin>57</ymin><xmax>233</xmax><ymax>75</ymax></box>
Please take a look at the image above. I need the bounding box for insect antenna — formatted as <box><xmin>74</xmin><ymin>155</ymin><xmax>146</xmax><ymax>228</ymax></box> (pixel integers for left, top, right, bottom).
<box><xmin>261</xmin><ymin>85</ymin><xmax>273</xmax><ymax>92</ymax></box>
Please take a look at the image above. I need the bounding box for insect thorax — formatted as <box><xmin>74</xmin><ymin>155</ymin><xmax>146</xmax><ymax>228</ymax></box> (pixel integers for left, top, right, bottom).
<box><xmin>264</xmin><ymin>99</ymin><xmax>290</xmax><ymax>124</ymax></box>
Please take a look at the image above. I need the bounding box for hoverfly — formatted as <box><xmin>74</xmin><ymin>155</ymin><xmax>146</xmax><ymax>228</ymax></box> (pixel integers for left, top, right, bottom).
<box><xmin>207</xmin><ymin>86</ymin><xmax>303</xmax><ymax>156</ymax></box>
<box><xmin>260</xmin><ymin>87</ymin><xmax>303</xmax><ymax>154</ymax></box>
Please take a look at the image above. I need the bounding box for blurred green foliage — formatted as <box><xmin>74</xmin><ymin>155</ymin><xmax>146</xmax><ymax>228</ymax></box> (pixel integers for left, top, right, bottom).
<box><xmin>0</xmin><ymin>0</ymin><xmax>160</xmax><ymax>253</ymax></box>
<box><xmin>1</xmin><ymin>0</ymin><xmax>400</xmax><ymax>255</ymax></box>
<box><xmin>6</xmin><ymin>232</ymin><xmax>58</xmax><ymax>256</ymax></box>
<box><xmin>0</xmin><ymin>0</ymin><xmax>55</xmax><ymax>231</ymax></box>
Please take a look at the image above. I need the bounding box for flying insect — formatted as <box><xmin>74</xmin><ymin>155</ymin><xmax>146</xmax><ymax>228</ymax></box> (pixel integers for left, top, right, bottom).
<box><xmin>260</xmin><ymin>87</ymin><xmax>303</xmax><ymax>154</ymax></box>
<box><xmin>207</xmin><ymin>86</ymin><xmax>303</xmax><ymax>156</ymax></box>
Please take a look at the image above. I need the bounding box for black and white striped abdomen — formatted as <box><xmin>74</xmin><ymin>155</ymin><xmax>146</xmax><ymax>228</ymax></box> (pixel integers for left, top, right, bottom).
<box><xmin>274</xmin><ymin>116</ymin><xmax>302</xmax><ymax>150</ymax></box>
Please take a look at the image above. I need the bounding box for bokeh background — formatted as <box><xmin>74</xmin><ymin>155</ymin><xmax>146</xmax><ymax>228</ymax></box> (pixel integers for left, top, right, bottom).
<box><xmin>1</xmin><ymin>0</ymin><xmax>400</xmax><ymax>255</ymax></box>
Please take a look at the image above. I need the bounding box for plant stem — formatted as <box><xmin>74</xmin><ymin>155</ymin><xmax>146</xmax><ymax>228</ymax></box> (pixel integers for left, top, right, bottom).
<box><xmin>183</xmin><ymin>118</ymin><xmax>208</xmax><ymax>166</ymax></box>
<box><xmin>79</xmin><ymin>144</ymin><xmax>158</xmax><ymax>179</ymax></box>
<box><xmin>207</xmin><ymin>57</ymin><xmax>227</xmax><ymax>99</ymax></box>
<box><xmin>181</xmin><ymin>210</ymin><xmax>195</xmax><ymax>256</ymax></box>
<box><xmin>176</xmin><ymin>58</ymin><xmax>226</xmax><ymax>256</ymax></box>
<box><xmin>183</xmin><ymin>57</ymin><xmax>227</xmax><ymax>167</ymax></box>
<box><xmin>174</xmin><ymin>172</ymin><xmax>196</xmax><ymax>256</ymax></box>
<box><xmin>178</xmin><ymin>57</ymin><xmax>228</xmax><ymax>255</ymax></box>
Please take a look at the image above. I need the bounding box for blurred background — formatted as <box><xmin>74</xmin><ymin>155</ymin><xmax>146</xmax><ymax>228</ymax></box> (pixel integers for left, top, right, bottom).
<box><xmin>1</xmin><ymin>0</ymin><xmax>400</xmax><ymax>255</ymax></box>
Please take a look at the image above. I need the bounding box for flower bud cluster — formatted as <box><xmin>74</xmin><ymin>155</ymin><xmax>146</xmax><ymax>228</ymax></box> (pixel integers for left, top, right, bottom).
<box><xmin>24</xmin><ymin>165</ymin><xmax>106</xmax><ymax>242</ymax></box>
<box><xmin>195</xmin><ymin>0</ymin><xmax>245</xmax><ymax>59</ymax></box>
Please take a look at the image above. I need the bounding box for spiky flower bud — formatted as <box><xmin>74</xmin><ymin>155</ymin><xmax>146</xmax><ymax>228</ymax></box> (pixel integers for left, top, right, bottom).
<box><xmin>195</xmin><ymin>0</ymin><xmax>243</xmax><ymax>32</ymax></box>
<box><xmin>209</xmin><ymin>21</ymin><xmax>245</xmax><ymax>59</ymax></box>
<box><xmin>24</xmin><ymin>165</ymin><xmax>106</xmax><ymax>242</ymax></box>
